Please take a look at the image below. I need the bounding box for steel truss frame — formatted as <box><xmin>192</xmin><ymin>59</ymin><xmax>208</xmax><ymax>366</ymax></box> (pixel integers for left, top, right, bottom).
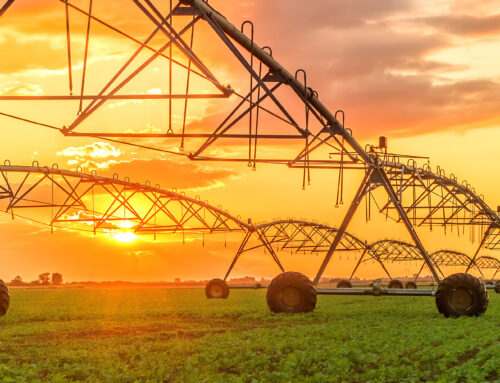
<box><xmin>222</xmin><ymin>222</ymin><xmax>491</xmax><ymax>284</ymax></box>
<box><xmin>483</xmin><ymin>226</ymin><xmax>500</xmax><ymax>250</ymax></box>
<box><xmin>353</xmin><ymin>242</ymin><xmax>484</xmax><ymax>282</ymax></box>
<box><xmin>474</xmin><ymin>256</ymin><xmax>500</xmax><ymax>280</ymax></box>
<box><xmin>0</xmin><ymin>164</ymin><xmax>497</xmax><ymax>284</ymax></box>
<box><xmin>0</xmin><ymin>164</ymin><xmax>249</xmax><ymax>236</ymax></box>
<box><xmin>1</xmin><ymin>0</ymin><xmax>500</xmax><ymax>287</ymax></box>
<box><xmin>351</xmin><ymin>240</ymin><xmax>423</xmax><ymax>282</ymax></box>
<box><xmin>222</xmin><ymin>219</ymin><xmax>366</xmax><ymax>281</ymax></box>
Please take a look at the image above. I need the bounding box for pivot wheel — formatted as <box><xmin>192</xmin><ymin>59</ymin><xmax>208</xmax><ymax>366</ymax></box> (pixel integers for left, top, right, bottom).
<box><xmin>205</xmin><ymin>278</ymin><xmax>229</xmax><ymax>299</ymax></box>
<box><xmin>388</xmin><ymin>279</ymin><xmax>403</xmax><ymax>289</ymax></box>
<box><xmin>266</xmin><ymin>272</ymin><xmax>316</xmax><ymax>313</ymax></box>
<box><xmin>336</xmin><ymin>280</ymin><xmax>352</xmax><ymax>288</ymax></box>
<box><xmin>0</xmin><ymin>280</ymin><xmax>9</xmax><ymax>316</ymax></box>
<box><xmin>405</xmin><ymin>281</ymin><xmax>417</xmax><ymax>289</ymax></box>
<box><xmin>495</xmin><ymin>281</ymin><xmax>500</xmax><ymax>294</ymax></box>
<box><xmin>435</xmin><ymin>273</ymin><xmax>488</xmax><ymax>317</ymax></box>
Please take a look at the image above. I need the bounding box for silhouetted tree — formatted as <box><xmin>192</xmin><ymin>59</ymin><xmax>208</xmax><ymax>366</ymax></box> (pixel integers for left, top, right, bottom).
<box><xmin>39</xmin><ymin>272</ymin><xmax>50</xmax><ymax>285</ymax></box>
<box><xmin>51</xmin><ymin>273</ymin><xmax>63</xmax><ymax>285</ymax></box>
<box><xmin>10</xmin><ymin>275</ymin><xmax>24</xmax><ymax>286</ymax></box>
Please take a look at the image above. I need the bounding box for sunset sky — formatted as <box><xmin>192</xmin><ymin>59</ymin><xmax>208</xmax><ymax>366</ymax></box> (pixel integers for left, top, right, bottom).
<box><xmin>0</xmin><ymin>0</ymin><xmax>499</xmax><ymax>282</ymax></box>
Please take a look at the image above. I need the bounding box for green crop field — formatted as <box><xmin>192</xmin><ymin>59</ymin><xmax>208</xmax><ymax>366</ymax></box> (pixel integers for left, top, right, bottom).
<box><xmin>0</xmin><ymin>287</ymin><xmax>498</xmax><ymax>383</ymax></box>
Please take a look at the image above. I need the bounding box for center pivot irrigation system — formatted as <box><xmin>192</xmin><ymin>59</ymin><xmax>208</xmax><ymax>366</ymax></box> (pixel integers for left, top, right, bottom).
<box><xmin>0</xmin><ymin>164</ymin><xmax>498</xmax><ymax>318</ymax></box>
<box><xmin>0</xmin><ymin>0</ymin><xmax>499</xmax><ymax>317</ymax></box>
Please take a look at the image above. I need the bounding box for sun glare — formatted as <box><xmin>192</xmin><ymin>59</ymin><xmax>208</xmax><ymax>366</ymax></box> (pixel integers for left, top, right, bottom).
<box><xmin>114</xmin><ymin>231</ymin><xmax>137</xmax><ymax>243</ymax></box>
<box><xmin>117</xmin><ymin>221</ymin><xmax>135</xmax><ymax>229</ymax></box>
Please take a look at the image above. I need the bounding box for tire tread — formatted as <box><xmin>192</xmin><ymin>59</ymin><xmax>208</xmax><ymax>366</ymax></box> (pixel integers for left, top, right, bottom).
<box><xmin>0</xmin><ymin>280</ymin><xmax>9</xmax><ymax>316</ymax></box>
<box><xmin>388</xmin><ymin>279</ymin><xmax>403</xmax><ymax>289</ymax></box>
<box><xmin>435</xmin><ymin>273</ymin><xmax>488</xmax><ymax>317</ymax></box>
<box><xmin>336</xmin><ymin>280</ymin><xmax>352</xmax><ymax>288</ymax></box>
<box><xmin>266</xmin><ymin>272</ymin><xmax>316</xmax><ymax>313</ymax></box>
<box><xmin>205</xmin><ymin>278</ymin><xmax>229</xmax><ymax>299</ymax></box>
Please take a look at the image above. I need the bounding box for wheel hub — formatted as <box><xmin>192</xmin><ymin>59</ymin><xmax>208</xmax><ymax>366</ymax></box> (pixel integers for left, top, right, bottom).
<box><xmin>281</xmin><ymin>286</ymin><xmax>302</xmax><ymax>308</ymax></box>
<box><xmin>211</xmin><ymin>285</ymin><xmax>223</xmax><ymax>298</ymax></box>
<box><xmin>450</xmin><ymin>287</ymin><xmax>473</xmax><ymax>311</ymax></box>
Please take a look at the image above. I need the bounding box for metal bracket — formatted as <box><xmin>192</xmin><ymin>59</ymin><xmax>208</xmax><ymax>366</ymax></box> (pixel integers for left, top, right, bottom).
<box><xmin>172</xmin><ymin>6</ymin><xmax>200</xmax><ymax>16</ymax></box>
<box><xmin>262</xmin><ymin>71</ymin><xmax>286</xmax><ymax>83</ymax></box>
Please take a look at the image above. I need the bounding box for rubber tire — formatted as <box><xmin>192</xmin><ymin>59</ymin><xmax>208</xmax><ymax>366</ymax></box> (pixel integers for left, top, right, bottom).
<box><xmin>0</xmin><ymin>280</ymin><xmax>9</xmax><ymax>316</ymax></box>
<box><xmin>336</xmin><ymin>280</ymin><xmax>352</xmax><ymax>288</ymax></box>
<box><xmin>372</xmin><ymin>285</ymin><xmax>382</xmax><ymax>296</ymax></box>
<box><xmin>495</xmin><ymin>281</ymin><xmax>500</xmax><ymax>294</ymax></box>
<box><xmin>205</xmin><ymin>278</ymin><xmax>229</xmax><ymax>299</ymax></box>
<box><xmin>405</xmin><ymin>281</ymin><xmax>417</xmax><ymax>289</ymax></box>
<box><xmin>435</xmin><ymin>273</ymin><xmax>488</xmax><ymax>318</ymax></box>
<box><xmin>388</xmin><ymin>279</ymin><xmax>403</xmax><ymax>289</ymax></box>
<box><xmin>266</xmin><ymin>272</ymin><xmax>316</xmax><ymax>313</ymax></box>
<box><xmin>485</xmin><ymin>280</ymin><xmax>494</xmax><ymax>286</ymax></box>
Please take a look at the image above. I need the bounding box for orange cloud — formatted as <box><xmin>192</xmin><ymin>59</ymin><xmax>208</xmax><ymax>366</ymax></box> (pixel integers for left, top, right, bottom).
<box><xmin>415</xmin><ymin>14</ymin><xmax>500</xmax><ymax>37</ymax></box>
<box><xmin>0</xmin><ymin>33</ymin><xmax>68</xmax><ymax>74</ymax></box>
<box><xmin>238</xmin><ymin>0</ymin><xmax>500</xmax><ymax>139</ymax></box>
<box><xmin>1</xmin><ymin>0</ymin><xmax>500</xmax><ymax>283</ymax></box>
<box><xmin>102</xmin><ymin>158</ymin><xmax>238</xmax><ymax>190</ymax></box>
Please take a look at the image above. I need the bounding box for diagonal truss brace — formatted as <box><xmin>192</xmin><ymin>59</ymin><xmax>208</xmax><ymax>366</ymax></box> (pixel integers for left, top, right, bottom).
<box><xmin>314</xmin><ymin>165</ymin><xmax>441</xmax><ymax>284</ymax></box>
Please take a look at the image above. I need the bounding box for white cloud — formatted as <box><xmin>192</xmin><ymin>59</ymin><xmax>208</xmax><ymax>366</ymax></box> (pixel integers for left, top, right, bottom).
<box><xmin>57</xmin><ymin>142</ymin><xmax>121</xmax><ymax>159</ymax></box>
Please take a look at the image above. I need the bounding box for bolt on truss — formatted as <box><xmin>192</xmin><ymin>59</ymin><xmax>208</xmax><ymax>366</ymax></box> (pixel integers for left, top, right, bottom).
<box><xmin>1</xmin><ymin>0</ymin><xmax>500</xmax><ymax>285</ymax></box>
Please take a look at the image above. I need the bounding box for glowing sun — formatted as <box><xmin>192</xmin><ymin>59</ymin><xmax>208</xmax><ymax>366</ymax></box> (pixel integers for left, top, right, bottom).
<box><xmin>113</xmin><ymin>230</ymin><xmax>137</xmax><ymax>243</ymax></box>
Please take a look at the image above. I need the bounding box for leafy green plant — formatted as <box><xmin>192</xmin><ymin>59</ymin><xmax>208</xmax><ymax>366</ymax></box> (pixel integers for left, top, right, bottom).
<box><xmin>0</xmin><ymin>288</ymin><xmax>498</xmax><ymax>382</ymax></box>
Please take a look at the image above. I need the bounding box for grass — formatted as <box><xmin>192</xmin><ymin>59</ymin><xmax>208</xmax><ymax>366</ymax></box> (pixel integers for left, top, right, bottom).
<box><xmin>0</xmin><ymin>287</ymin><xmax>498</xmax><ymax>382</ymax></box>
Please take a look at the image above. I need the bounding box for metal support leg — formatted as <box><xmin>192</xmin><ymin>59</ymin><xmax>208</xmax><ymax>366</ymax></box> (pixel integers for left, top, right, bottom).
<box><xmin>0</xmin><ymin>0</ymin><xmax>14</xmax><ymax>18</ymax></box>
<box><xmin>376</xmin><ymin>259</ymin><xmax>393</xmax><ymax>280</ymax></box>
<box><xmin>377</xmin><ymin>168</ymin><xmax>441</xmax><ymax>282</ymax></box>
<box><xmin>348</xmin><ymin>247</ymin><xmax>368</xmax><ymax>282</ymax></box>
<box><xmin>492</xmin><ymin>269</ymin><xmax>498</xmax><ymax>280</ymax></box>
<box><xmin>314</xmin><ymin>168</ymin><xmax>374</xmax><ymax>284</ymax></box>
<box><xmin>224</xmin><ymin>231</ymin><xmax>252</xmax><ymax>280</ymax></box>
<box><xmin>255</xmin><ymin>229</ymin><xmax>285</xmax><ymax>273</ymax></box>
<box><xmin>415</xmin><ymin>260</ymin><xmax>445</xmax><ymax>282</ymax></box>
<box><xmin>475</xmin><ymin>265</ymin><xmax>486</xmax><ymax>280</ymax></box>
<box><xmin>466</xmin><ymin>224</ymin><xmax>491</xmax><ymax>273</ymax></box>
<box><xmin>414</xmin><ymin>261</ymin><xmax>426</xmax><ymax>281</ymax></box>
<box><xmin>435</xmin><ymin>264</ymin><xmax>446</xmax><ymax>280</ymax></box>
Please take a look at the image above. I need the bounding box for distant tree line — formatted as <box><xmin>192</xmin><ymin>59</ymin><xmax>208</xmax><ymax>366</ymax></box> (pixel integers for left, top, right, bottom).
<box><xmin>8</xmin><ymin>272</ymin><xmax>63</xmax><ymax>286</ymax></box>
